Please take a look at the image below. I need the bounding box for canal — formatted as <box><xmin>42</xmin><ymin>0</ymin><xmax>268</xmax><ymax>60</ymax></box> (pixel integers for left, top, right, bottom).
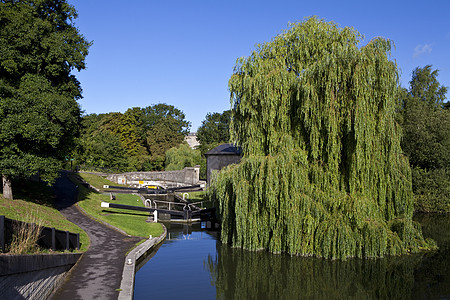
<box><xmin>133</xmin><ymin>214</ymin><xmax>449</xmax><ymax>299</ymax></box>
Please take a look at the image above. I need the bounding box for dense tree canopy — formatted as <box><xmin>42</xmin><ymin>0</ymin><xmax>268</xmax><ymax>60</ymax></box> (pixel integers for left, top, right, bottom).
<box><xmin>196</xmin><ymin>110</ymin><xmax>231</xmax><ymax>156</ymax></box>
<box><xmin>399</xmin><ymin>65</ymin><xmax>449</xmax><ymax>212</ymax></box>
<box><xmin>165</xmin><ymin>143</ymin><xmax>202</xmax><ymax>172</ymax></box>
<box><xmin>211</xmin><ymin>17</ymin><xmax>434</xmax><ymax>259</ymax></box>
<box><xmin>141</xmin><ymin>103</ymin><xmax>190</xmax><ymax>136</ymax></box>
<box><xmin>76</xmin><ymin>114</ymin><xmax>128</xmax><ymax>171</ymax></box>
<box><xmin>0</xmin><ymin>0</ymin><xmax>90</xmax><ymax>199</ymax></box>
<box><xmin>197</xmin><ymin>110</ymin><xmax>231</xmax><ymax>145</ymax></box>
<box><xmin>75</xmin><ymin>103</ymin><xmax>190</xmax><ymax>172</ymax></box>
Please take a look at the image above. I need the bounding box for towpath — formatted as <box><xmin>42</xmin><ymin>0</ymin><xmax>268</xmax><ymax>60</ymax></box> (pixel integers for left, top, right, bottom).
<box><xmin>49</xmin><ymin>171</ymin><xmax>141</xmax><ymax>300</ymax></box>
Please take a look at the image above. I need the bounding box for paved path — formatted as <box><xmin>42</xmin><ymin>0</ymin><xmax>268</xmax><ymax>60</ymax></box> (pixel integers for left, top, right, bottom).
<box><xmin>49</xmin><ymin>172</ymin><xmax>141</xmax><ymax>300</ymax></box>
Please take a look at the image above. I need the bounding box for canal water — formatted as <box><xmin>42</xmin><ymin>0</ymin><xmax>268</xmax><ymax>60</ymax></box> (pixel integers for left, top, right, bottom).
<box><xmin>133</xmin><ymin>214</ymin><xmax>449</xmax><ymax>299</ymax></box>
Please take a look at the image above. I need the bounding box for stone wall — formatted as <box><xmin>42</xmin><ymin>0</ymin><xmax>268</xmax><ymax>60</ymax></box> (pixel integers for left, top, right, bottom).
<box><xmin>106</xmin><ymin>166</ymin><xmax>200</xmax><ymax>186</ymax></box>
<box><xmin>0</xmin><ymin>253</ymin><xmax>82</xmax><ymax>300</ymax></box>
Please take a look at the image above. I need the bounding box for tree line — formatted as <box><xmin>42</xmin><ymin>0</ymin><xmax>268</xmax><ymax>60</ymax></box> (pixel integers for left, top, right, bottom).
<box><xmin>73</xmin><ymin>107</ymin><xmax>231</xmax><ymax>179</ymax></box>
<box><xmin>398</xmin><ymin>65</ymin><xmax>449</xmax><ymax>213</ymax></box>
<box><xmin>0</xmin><ymin>1</ymin><xmax>448</xmax><ymax>222</ymax></box>
<box><xmin>75</xmin><ymin>104</ymin><xmax>190</xmax><ymax>172</ymax></box>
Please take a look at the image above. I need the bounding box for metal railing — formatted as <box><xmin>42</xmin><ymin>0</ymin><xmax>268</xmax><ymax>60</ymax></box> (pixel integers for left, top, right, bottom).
<box><xmin>144</xmin><ymin>199</ymin><xmax>210</xmax><ymax>211</ymax></box>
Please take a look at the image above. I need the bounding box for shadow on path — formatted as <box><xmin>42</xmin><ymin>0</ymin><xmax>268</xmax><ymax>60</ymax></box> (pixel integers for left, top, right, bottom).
<box><xmin>50</xmin><ymin>171</ymin><xmax>141</xmax><ymax>300</ymax></box>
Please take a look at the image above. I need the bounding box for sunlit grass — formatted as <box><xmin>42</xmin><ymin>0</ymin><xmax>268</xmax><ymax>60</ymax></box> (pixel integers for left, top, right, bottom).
<box><xmin>76</xmin><ymin>172</ymin><xmax>120</xmax><ymax>191</ymax></box>
<box><xmin>70</xmin><ymin>173</ymin><xmax>164</xmax><ymax>238</ymax></box>
<box><xmin>0</xmin><ymin>195</ymin><xmax>90</xmax><ymax>252</ymax></box>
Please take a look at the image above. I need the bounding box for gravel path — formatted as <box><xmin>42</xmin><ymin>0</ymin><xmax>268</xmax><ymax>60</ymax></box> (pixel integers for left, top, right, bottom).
<box><xmin>49</xmin><ymin>171</ymin><xmax>141</xmax><ymax>300</ymax></box>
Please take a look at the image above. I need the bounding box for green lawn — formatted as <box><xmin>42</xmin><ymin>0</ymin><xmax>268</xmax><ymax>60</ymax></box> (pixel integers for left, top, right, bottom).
<box><xmin>0</xmin><ymin>194</ymin><xmax>90</xmax><ymax>253</ymax></box>
<box><xmin>70</xmin><ymin>173</ymin><xmax>164</xmax><ymax>238</ymax></box>
<box><xmin>76</xmin><ymin>172</ymin><xmax>120</xmax><ymax>191</ymax></box>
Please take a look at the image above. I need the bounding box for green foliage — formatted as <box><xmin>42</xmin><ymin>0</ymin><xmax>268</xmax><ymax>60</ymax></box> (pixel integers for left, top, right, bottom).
<box><xmin>409</xmin><ymin>66</ymin><xmax>448</xmax><ymax>109</ymax></box>
<box><xmin>81</xmin><ymin>131</ymin><xmax>128</xmax><ymax>170</ymax></box>
<box><xmin>196</xmin><ymin>110</ymin><xmax>231</xmax><ymax>159</ymax></box>
<box><xmin>74</xmin><ymin>113</ymin><xmax>128</xmax><ymax>172</ymax></box>
<box><xmin>141</xmin><ymin>103</ymin><xmax>190</xmax><ymax>136</ymax></box>
<box><xmin>197</xmin><ymin>110</ymin><xmax>231</xmax><ymax>146</ymax></box>
<box><xmin>117</xmin><ymin>108</ymin><xmax>148</xmax><ymax>157</ymax></box>
<box><xmin>165</xmin><ymin>143</ymin><xmax>204</xmax><ymax>176</ymax></box>
<box><xmin>147</xmin><ymin>116</ymin><xmax>185</xmax><ymax>158</ymax></box>
<box><xmin>399</xmin><ymin>65</ymin><xmax>449</xmax><ymax>213</ymax></box>
<box><xmin>194</xmin><ymin>110</ymin><xmax>232</xmax><ymax>179</ymax></box>
<box><xmin>75</xmin><ymin>103</ymin><xmax>190</xmax><ymax>172</ymax></box>
<box><xmin>211</xmin><ymin>17</ymin><xmax>434</xmax><ymax>259</ymax></box>
<box><xmin>0</xmin><ymin>0</ymin><xmax>90</xmax><ymax>195</ymax></box>
<box><xmin>412</xmin><ymin>167</ymin><xmax>450</xmax><ymax>213</ymax></box>
<box><xmin>140</xmin><ymin>103</ymin><xmax>190</xmax><ymax>170</ymax></box>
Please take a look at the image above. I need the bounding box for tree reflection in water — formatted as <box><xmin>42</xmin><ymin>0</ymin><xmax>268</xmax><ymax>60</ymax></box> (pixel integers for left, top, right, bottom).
<box><xmin>206</xmin><ymin>214</ymin><xmax>449</xmax><ymax>300</ymax></box>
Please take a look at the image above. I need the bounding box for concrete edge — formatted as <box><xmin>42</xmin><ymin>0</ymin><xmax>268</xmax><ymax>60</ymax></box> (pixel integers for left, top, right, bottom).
<box><xmin>118</xmin><ymin>224</ymin><xmax>167</xmax><ymax>300</ymax></box>
<box><xmin>0</xmin><ymin>253</ymin><xmax>83</xmax><ymax>276</ymax></box>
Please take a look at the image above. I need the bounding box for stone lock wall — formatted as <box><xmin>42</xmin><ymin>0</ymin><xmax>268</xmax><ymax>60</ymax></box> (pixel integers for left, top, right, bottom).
<box><xmin>106</xmin><ymin>166</ymin><xmax>200</xmax><ymax>186</ymax></box>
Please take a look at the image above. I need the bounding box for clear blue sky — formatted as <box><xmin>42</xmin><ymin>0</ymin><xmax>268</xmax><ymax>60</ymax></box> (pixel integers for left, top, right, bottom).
<box><xmin>69</xmin><ymin>0</ymin><xmax>450</xmax><ymax>131</ymax></box>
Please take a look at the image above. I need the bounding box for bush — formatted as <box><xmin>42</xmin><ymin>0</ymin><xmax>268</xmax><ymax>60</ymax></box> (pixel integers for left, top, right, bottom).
<box><xmin>413</xmin><ymin>167</ymin><xmax>450</xmax><ymax>213</ymax></box>
<box><xmin>165</xmin><ymin>144</ymin><xmax>206</xmax><ymax>179</ymax></box>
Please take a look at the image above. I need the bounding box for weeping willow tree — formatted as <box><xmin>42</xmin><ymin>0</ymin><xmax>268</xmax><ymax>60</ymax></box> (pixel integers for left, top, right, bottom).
<box><xmin>210</xmin><ymin>17</ymin><xmax>436</xmax><ymax>259</ymax></box>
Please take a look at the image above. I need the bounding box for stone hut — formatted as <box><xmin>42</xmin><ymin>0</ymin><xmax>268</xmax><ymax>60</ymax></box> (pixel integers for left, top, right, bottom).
<box><xmin>205</xmin><ymin>143</ymin><xmax>242</xmax><ymax>184</ymax></box>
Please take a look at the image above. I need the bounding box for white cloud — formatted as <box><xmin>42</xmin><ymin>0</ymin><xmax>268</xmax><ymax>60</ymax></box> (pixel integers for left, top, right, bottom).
<box><xmin>413</xmin><ymin>44</ymin><xmax>432</xmax><ymax>58</ymax></box>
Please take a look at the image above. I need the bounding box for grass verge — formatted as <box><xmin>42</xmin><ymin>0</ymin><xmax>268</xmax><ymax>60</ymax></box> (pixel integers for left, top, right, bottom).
<box><xmin>0</xmin><ymin>195</ymin><xmax>90</xmax><ymax>253</ymax></box>
<box><xmin>69</xmin><ymin>173</ymin><xmax>164</xmax><ymax>238</ymax></box>
<box><xmin>76</xmin><ymin>172</ymin><xmax>119</xmax><ymax>192</ymax></box>
<box><xmin>8</xmin><ymin>211</ymin><xmax>43</xmax><ymax>254</ymax></box>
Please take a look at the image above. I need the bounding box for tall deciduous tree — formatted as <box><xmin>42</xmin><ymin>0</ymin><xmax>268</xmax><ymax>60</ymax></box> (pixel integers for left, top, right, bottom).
<box><xmin>116</xmin><ymin>108</ymin><xmax>148</xmax><ymax>157</ymax></box>
<box><xmin>196</xmin><ymin>110</ymin><xmax>231</xmax><ymax>155</ymax></box>
<box><xmin>0</xmin><ymin>0</ymin><xmax>90</xmax><ymax>199</ymax></box>
<box><xmin>211</xmin><ymin>17</ymin><xmax>434</xmax><ymax>259</ymax></box>
<box><xmin>146</xmin><ymin>116</ymin><xmax>185</xmax><ymax>168</ymax></box>
<box><xmin>399</xmin><ymin>65</ymin><xmax>449</xmax><ymax>212</ymax></box>
<box><xmin>142</xmin><ymin>104</ymin><xmax>190</xmax><ymax>169</ymax></box>
<box><xmin>197</xmin><ymin>110</ymin><xmax>231</xmax><ymax>145</ymax></box>
<box><xmin>141</xmin><ymin>103</ymin><xmax>190</xmax><ymax>136</ymax></box>
<box><xmin>74</xmin><ymin>113</ymin><xmax>129</xmax><ymax>172</ymax></box>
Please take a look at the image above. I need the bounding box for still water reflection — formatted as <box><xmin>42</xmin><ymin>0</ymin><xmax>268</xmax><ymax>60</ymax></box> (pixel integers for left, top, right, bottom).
<box><xmin>134</xmin><ymin>214</ymin><xmax>449</xmax><ymax>299</ymax></box>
